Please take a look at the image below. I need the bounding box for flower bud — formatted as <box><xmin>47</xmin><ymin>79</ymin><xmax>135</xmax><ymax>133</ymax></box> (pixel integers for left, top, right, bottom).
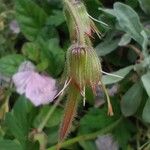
<box><xmin>63</xmin><ymin>0</ymin><xmax>100</xmax><ymax>42</ymax></box>
<box><xmin>67</xmin><ymin>43</ymin><xmax>102</xmax><ymax>92</ymax></box>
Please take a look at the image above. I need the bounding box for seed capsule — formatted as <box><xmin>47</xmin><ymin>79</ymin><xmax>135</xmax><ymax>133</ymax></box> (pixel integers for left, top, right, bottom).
<box><xmin>67</xmin><ymin>43</ymin><xmax>102</xmax><ymax>92</ymax></box>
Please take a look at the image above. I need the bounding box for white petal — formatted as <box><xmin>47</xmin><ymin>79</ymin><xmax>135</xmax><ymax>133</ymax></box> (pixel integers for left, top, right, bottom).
<box><xmin>25</xmin><ymin>73</ymin><xmax>57</xmax><ymax>106</ymax></box>
<box><xmin>18</xmin><ymin>61</ymin><xmax>35</xmax><ymax>72</ymax></box>
<box><xmin>12</xmin><ymin>71</ymin><xmax>34</xmax><ymax>94</ymax></box>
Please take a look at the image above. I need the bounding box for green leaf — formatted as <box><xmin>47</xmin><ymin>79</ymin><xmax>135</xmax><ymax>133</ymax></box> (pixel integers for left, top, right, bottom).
<box><xmin>141</xmin><ymin>72</ymin><xmax>150</xmax><ymax>97</ymax></box>
<box><xmin>142</xmin><ymin>98</ymin><xmax>150</xmax><ymax>123</ymax></box>
<box><xmin>47</xmin><ymin>126</ymin><xmax>59</xmax><ymax>145</ymax></box>
<box><xmin>33</xmin><ymin>105</ymin><xmax>63</xmax><ymax>128</ymax></box>
<box><xmin>138</xmin><ymin>0</ymin><xmax>150</xmax><ymax>15</ymax></box>
<box><xmin>15</xmin><ymin>0</ymin><xmax>47</xmax><ymax>41</ymax></box>
<box><xmin>79</xmin><ymin>141</ymin><xmax>96</xmax><ymax>150</ymax></box>
<box><xmin>118</xmin><ymin>33</ymin><xmax>131</xmax><ymax>46</ymax></box>
<box><xmin>0</xmin><ymin>54</ymin><xmax>25</xmax><ymax>76</ymax></box>
<box><xmin>113</xmin><ymin>120</ymin><xmax>136</xmax><ymax>150</ymax></box>
<box><xmin>96</xmin><ymin>39</ymin><xmax>119</xmax><ymax>56</ymax></box>
<box><xmin>38</xmin><ymin>38</ymin><xmax>65</xmax><ymax>77</ymax></box>
<box><xmin>22</xmin><ymin>42</ymin><xmax>50</xmax><ymax>71</ymax></box>
<box><xmin>0</xmin><ymin>139</ymin><xmax>22</xmax><ymax>150</ymax></box>
<box><xmin>22</xmin><ymin>42</ymin><xmax>40</xmax><ymax>62</ymax></box>
<box><xmin>140</xmin><ymin>30</ymin><xmax>148</xmax><ymax>53</ymax></box>
<box><xmin>114</xmin><ymin>2</ymin><xmax>148</xmax><ymax>50</ymax></box>
<box><xmin>102</xmin><ymin>65</ymin><xmax>133</xmax><ymax>85</ymax></box>
<box><xmin>46</xmin><ymin>10</ymin><xmax>65</xmax><ymax>26</ymax></box>
<box><xmin>5</xmin><ymin>96</ymin><xmax>37</xmax><ymax>148</ymax></box>
<box><xmin>36</xmin><ymin>57</ymin><xmax>49</xmax><ymax>72</ymax></box>
<box><xmin>98</xmin><ymin>8</ymin><xmax>116</xmax><ymax>17</ymax></box>
<box><xmin>125</xmin><ymin>0</ymin><xmax>139</xmax><ymax>8</ymax></box>
<box><xmin>121</xmin><ymin>81</ymin><xmax>143</xmax><ymax>117</ymax></box>
<box><xmin>78</xmin><ymin>103</ymin><xmax>120</xmax><ymax>134</ymax></box>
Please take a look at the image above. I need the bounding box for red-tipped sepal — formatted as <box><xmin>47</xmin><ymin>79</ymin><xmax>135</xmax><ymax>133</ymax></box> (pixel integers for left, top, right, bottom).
<box><xmin>58</xmin><ymin>83</ymin><xmax>81</xmax><ymax>142</ymax></box>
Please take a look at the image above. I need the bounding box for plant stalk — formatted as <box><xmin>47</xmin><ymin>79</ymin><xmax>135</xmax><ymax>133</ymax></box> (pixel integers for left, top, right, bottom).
<box><xmin>47</xmin><ymin>117</ymin><xmax>123</xmax><ymax>150</ymax></box>
<box><xmin>37</xmin><ymin>95</ymin><xmax>64</xmax><ymax>132</ymax></box>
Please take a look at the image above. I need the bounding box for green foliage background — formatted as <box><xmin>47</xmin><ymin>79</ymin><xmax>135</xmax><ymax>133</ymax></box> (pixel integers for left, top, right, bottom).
<box><xmin>0</xmin><ymin>0</ymin><xmax>150</xmax><ymax>149</ymax></box>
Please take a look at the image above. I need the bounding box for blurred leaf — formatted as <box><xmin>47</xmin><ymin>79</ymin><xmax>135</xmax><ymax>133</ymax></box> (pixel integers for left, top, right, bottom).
<box><xmin>96</xmin><ymin>38</ymin><xmax>119</xmax><ymax>56</ymax></box>
<box><xmin>0</xmin><ymin>139</ymin><xmax>22</xmax><ymax>150</ymax></box>
<box><xmin>0</xmin><ymin>34</ymin><xmax>6</xmax><ymax>44</ymax></box>
<box><xmin>79</xmin><ymin>141</ymin><xmax>96</xmax><ymax>150</ymax></box>
<box><xmin>46</xmin><ymin>10</ymin><xmax>65</xmax><ymax>26</ymax></box>
<box><xmin>33</xmin><ymin>105</ymin><xmax>63</xmax><ymax>128</ymax></box>
<box><xmin>118</xmin><ymin>33</ymin><xmax>131</xmax><ymax>46</ymax></box>
<box><xmin>5</xmin><ymin>96</ymin><xmax>37</xmax><ymax>148</ymax></box>
<box><xmin>141</xmin><ymin>72</ymin><xmax>150</xmax><ymax>97</ymax></box>
<box><xmin>38</xmin><ymin>26</ymin><xmax>59</xmax><ymax>41</ymax></box>
<box><xmin>15</xmin><ymin>0</ymin><xmax>47</xmax><ymax>41</ymax></box>
<box><xmin>114</xmin><ymin>2</ymin><xmax>148</xmax><ymax>50</ymax></box>
<box><xmin>39</xmin><ymin>38</ymin><xmax>65</xmax><ymax>77</ymax></box>
<box><xmin>142</xmin><ymin>98</ymin><xmax>150</xmax><ymax>123</ymax></box>
<box><xmin>22</xmin><ymin>42</ymin><xmax>40</xmax><ymax>62</ymax></box>
<box><xmin>78</xmin><ymin>99</ymin><xmax>122</xmax><ymax>149</ymax></box>
<box><xmin>121</xmin><ymin>81</ymin><xmax>143</xmax><ymax>117</ymax></box>
<box><xmin>138</xmin><ymin>0</ymin><xmax>150</xmax><ymax>15</ymax></box>
<box><xmin>22</xmin><ymin>42</ymin><xmax>50</xmax><ymax>71</ymax></box>
<box><xmin>36</xmin><ymin>57</ymin><xmax>49</xmax><ymax>72</ymax></box>
<box><xmin>0</xmin><ymin>54</ymin><xmax>25</xmax><ymax>76</ymax></box>
<box><xmin>85</xmin><ymin>87</ymin><xmax>95</xmax><ymax>105</ymax></box>
<box><xmin>98</xmin><ymin>8</ymin><xmax>116</xmax><ymax>17</ymax></box>
<box><xmin>113</xmin><ymin>120</ymin><xmax>135</xmax><ymax>150</ymax></box>
<box><xmin>78</xmin><ymin>101</ymin><xmax>120</xmax><ymax>134</ymax></box>
<box><xmin>140</xmin><ymin>30</ymin><xmax>148</xmax><ymax>53</ymax></box>
<box><xmin>102</xmin><ymin>65</ymin><xmax>133</xmax><ymax>85</ymax></box>
<box><xmin>85</xmin><ymin>0</ymin><xmax>103</xmax><ymax>16</ymax></box>
<box><xmin>47</xmin><ymin>126</ymin><xmax>58</xmax><ymax>145</ymax></box>
<box><xmin>125</xmin><ymin>0</ymin><xmax>139</xmax><ymax>8</ymax></box>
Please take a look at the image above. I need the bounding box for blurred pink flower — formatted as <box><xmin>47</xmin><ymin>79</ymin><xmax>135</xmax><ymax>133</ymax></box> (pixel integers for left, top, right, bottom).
<box><xmin>9</xmin><ymin>20</ymin><xmax>20</xmax><ymax>34</ymax></box>
<box><xmin>96</xmin><ymin>134</ymin><xmax>119</xmax><ymax>150</ymax></box>
<box><xmin>12</xmin><ymin>61</ymin><xmax>57</xmax><ymax>106</ymax></box>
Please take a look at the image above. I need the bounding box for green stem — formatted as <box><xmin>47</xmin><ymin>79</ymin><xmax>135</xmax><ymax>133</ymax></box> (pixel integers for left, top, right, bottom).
<box><xmin>37</xmin><ymin>95</ymin><xmax>64</xmax><ymax>132</ymax></box>
<box><xmin>47</xmin><ymin>117</ymin><xmax>123</xmax><ymax>150</ymax></box>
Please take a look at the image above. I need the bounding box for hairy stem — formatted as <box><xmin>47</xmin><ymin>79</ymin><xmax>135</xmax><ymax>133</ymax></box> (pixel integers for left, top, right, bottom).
<box><xmin>47</xmin><ymin>117</ymin><xmax>123</xmax><ymax>150</ymax></box>
<box><xmin>58</xmin><ymin>83</ymin><xmax>80</xmax><ymax>142</ymax></box>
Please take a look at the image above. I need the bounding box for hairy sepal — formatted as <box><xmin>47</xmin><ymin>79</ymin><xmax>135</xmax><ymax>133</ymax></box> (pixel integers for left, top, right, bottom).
<box><xmin>58</xmin><ymin>83</ymin><xmax>80</xmax><ymax>142</ymax></box>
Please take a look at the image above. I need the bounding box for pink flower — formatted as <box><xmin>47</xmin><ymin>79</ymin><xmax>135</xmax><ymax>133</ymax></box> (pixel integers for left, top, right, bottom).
<box><xmin>12</xmin><ymin>61</ymin><xmax>57</xmax><ymax>106</ymax></box>
<box><xmin>9</xmin><ymin>20</ymin><xmax>20</xmax><ymax>34</ymax></box>
<box><xmin>96</xmin><ymin>134</ymin><xmax>119</xmax><ymax>150</ymax></box>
